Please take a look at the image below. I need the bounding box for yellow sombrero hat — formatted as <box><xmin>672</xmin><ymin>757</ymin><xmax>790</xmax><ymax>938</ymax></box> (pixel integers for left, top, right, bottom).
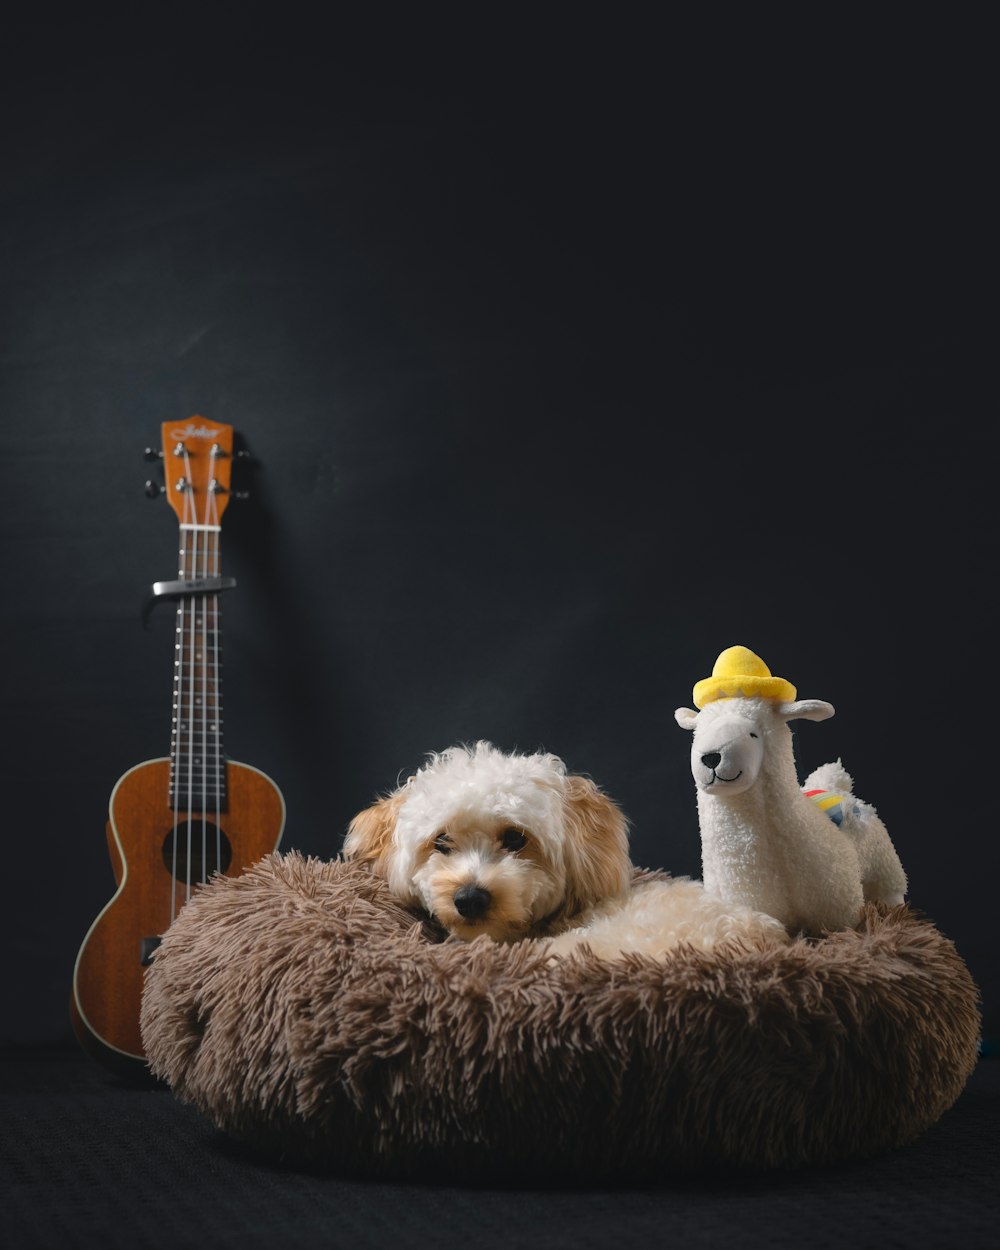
<box><xmin>693</xmin><ymin>645</ymin><xmax>797</xmax><ymax>709</ymax></box>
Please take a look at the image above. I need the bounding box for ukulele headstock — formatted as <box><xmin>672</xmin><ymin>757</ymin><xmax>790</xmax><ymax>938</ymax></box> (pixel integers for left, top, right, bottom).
<box><xmin>156</xmin><ymin>417</ymin><xmax>237</xmax><ymax>526</ymax></box>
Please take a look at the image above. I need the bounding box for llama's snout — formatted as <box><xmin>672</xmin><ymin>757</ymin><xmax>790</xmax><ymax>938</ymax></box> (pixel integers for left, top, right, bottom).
<box><xmin>691</xmin><ymin>718</ymin><xmax>764</xmax><ymax>795</ymax></box>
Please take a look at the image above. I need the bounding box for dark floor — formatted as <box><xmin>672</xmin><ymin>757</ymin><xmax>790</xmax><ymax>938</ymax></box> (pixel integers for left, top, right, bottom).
<box><xmin>2</xmin><ymin>1048</ymin><xmax>997</xmax><ymax>1250</ymax></box>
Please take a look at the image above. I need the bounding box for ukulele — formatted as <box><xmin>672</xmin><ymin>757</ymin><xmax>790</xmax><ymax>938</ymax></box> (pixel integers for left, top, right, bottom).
<box><xmin>71</xmin><ymin>417</ymin><xmax>285</xmax><ymax>1077</ymax></box>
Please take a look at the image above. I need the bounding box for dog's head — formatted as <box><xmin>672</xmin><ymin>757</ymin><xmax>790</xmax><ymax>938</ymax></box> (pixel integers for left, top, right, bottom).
<box><xmin>343</xmin><ymin>741</ymin><xmax>631</xmax><ymax>942</ymax></box>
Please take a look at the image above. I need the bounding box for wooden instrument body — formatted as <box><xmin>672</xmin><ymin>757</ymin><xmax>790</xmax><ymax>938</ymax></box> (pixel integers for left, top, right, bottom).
<box><xmin>71</xmin><ymin>759</ymin><xmax>284</xmax><ymax>1075</ymax></box>
<box><xmin>72</xmin><ymin>417</ymin><xmax>286</xmax><ymax>1078</ymax></box>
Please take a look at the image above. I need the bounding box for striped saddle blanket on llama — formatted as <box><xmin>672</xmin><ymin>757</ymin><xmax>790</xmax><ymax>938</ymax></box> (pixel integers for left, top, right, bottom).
<box><xmin>803</xmin><ymin>788</ymin><xmax>861</xmax><ymax>827</ymax></box>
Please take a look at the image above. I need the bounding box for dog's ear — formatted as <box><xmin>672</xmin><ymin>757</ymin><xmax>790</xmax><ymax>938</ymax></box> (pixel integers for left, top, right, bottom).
<box><xmin>558</xmin><ymin>775</ymin><xmax>632</xmax><ymax>918</ymax></box>
<box><xmin>342</xmin><ymin>791</ymin><xmax>405</xmax><ymax>877</ymax></box>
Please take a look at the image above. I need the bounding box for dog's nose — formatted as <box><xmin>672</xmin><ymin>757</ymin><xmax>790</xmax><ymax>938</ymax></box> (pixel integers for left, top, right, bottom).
<box><xmin>701</xmin><ymin>752</ymin><xmax>722</xmax><ymax>770</ymax></box>
<box><xmin>454</xmin><ymin>886</ymin><xmax>492</xmax><ymax>920</ymax></box>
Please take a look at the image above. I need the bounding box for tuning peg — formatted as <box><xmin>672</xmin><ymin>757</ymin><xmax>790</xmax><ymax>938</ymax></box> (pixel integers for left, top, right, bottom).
<box><xmin>144</xmin><ymin>479</ymin><xmax>165</xmax><ymax>498</ymax></box>
<box><xmin>207</xmin><ymin>480</ymin><xmax>250</xmax><ymax>500</ymax></box>
<box><xmin>143</xmin><ymin>447</ymin><xmax>164</xmax><ymax>461</ymax></box>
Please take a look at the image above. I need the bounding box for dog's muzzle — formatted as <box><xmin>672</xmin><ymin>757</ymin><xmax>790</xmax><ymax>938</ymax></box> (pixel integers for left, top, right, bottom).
<box><xmin>454</xmin><ymin>886</ymin><xmax>491</xmax><ymax>920</ymax></box>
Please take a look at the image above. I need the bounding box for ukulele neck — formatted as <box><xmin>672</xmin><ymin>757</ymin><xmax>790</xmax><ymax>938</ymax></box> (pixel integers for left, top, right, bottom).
<box><xmin>168</xmin><ymin>522</ymin><xmax>228</xmax><ymax>811</ymax></box>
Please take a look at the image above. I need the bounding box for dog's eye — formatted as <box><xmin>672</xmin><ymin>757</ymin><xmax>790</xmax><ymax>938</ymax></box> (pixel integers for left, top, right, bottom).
<box><xmin>433</xmin><ymin>834</ymin><xmax>452</xmax><ymax>855</ymax></box>
<box><xmin>499</xmin><ymin>827</ymin><xmax>527</xmax><ymax>853</ymax></box>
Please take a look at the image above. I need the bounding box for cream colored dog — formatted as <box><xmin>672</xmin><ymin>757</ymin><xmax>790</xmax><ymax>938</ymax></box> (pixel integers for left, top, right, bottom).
<box><xmin>344</xmin><ymin>741</ymin><xmax>632</xmax><ymax>942</ymax></box>
<box><xmin>545</xmin><ymin>876</ymin><xmax>790</xmax><ymax>959</ymax></box>
<box><xmin>346</xmin><ymin>740</ymin><xmax>790</xmax><ymax>959</ymax></box>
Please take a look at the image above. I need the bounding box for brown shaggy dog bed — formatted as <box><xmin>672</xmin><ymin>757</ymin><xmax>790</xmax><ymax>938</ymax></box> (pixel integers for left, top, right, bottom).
<box><xmin>140</xmin><ymin>852</ymin><xmax>980</xmax><ymax>1180</ymax></box>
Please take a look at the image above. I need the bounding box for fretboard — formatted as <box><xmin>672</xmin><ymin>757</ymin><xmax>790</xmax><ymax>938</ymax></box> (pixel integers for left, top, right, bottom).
<box><xmin>168</xmin><ymin>523</ymin><xmax>227</xmax><ymax>810</ymax></box>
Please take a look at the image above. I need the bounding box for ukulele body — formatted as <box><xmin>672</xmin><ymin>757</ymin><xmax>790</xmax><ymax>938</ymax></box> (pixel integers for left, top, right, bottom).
<box><xmin>71</xmin><ymin>756</ymin><xmax>285</xmax><ymax>1076</ymax></box>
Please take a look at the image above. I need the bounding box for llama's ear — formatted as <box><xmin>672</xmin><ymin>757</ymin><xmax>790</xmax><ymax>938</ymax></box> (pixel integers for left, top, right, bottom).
<box><xmin>777</xmin><ymin>699</ymin><xmax>835</xmax><ymax>723</ymax></box>
<box><xmin>559</xmin><ymin>775</ymin><xmax>632</xmax><ymax>916</ymax></box>
<box><xmin>342</xmin><ymin>790</ymin><xmax>406</xmax><ymax>876</ymax></box>
<box><xmin>674</xmin><ymin>707</ymin><xmax>699</xmax><ymax>730</ymax></box>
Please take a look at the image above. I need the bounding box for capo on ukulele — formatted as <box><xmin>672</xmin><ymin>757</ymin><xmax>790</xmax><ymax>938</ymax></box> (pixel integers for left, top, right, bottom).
<box><xmin>141</xmin><ymin>576</ymin><xmax>237</xmax><ymax>629</ymax></box>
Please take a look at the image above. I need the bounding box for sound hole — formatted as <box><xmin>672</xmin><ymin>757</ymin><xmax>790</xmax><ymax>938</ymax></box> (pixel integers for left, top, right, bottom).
<box><xmin>162</xmin><ymin>820</ymin><xmax>232</xmax><ymax>882</ymax></box>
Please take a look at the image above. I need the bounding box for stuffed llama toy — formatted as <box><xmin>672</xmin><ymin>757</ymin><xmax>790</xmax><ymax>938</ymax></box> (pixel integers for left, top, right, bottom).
<box><xmin>675</xmin><ymin>645</ymin><xmax>907</xmax><ymax>936</ymax></box>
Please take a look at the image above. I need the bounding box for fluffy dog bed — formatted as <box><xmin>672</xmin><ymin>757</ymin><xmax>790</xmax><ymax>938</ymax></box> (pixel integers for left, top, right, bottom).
<box><xmin>140</xmin><ymin>852</ymin><xmax>980</xmax><ymax>1180</ymax></box>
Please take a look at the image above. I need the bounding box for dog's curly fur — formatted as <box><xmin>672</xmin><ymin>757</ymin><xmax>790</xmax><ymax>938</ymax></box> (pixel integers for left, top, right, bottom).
<box><xmin>345</xmin><ymin>741</ymin><xmax>792</xmax><ymax>957</ymax></box>
<box><xmin>546</xmin><ymin>874</ymin><xmax>791</xmax><ymax>959</ymax></box>
<box><xmin>343</xmin><ymin>741</ymin><xmax>632</xmax><ymax>942</ymax></box>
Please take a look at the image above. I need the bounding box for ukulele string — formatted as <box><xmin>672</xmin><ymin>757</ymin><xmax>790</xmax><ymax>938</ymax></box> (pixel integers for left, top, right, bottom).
<box><xmin>184</xmin><ymin>446</ymin><xmax>198</xmax><ymax>906</ymax></box>
<box><xmin>171</xmin><ymin>537</ymin><xmax>180</xmax><ymax>927</ymax></box>
<box><xmin>207</xmin><ymin>479</ymin><xmax>222</xmax><ymax>881</ymax></box>
<box><xmin>171</xmin><ymin>454</ymin><xmax>196</xmax><ymax>924</ymax></box>
<box><xmin>202</xmin><ymin>473</ymin><xmax>221</xmax><ymax>886</ymax></box>
<box><xmin>171</xmin><ymin>442</ymin><xmax>229</xmax><ymax>919</ymax></box>
<box><xmin>198</xmin><ymin>462</ymin><xmax>207</xmax><ymax>890</ymax></box>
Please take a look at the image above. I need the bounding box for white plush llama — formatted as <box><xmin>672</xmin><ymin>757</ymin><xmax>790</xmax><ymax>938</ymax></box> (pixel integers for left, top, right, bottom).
<box><xmin>675</xmin><ymin>646</ymin><xmax>907</xmax><ymax>936</ymax></box>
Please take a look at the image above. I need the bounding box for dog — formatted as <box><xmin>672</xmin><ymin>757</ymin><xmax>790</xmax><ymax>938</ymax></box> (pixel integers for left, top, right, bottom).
<box><xmin>343</xmin><ymin>741</ymin><xmax>632</xmax><ymax>942</ymax></box>
<box><xmin>544</xmin><ymin>875</ymin><xmax>791</xmax><ymax>960</ymax></box>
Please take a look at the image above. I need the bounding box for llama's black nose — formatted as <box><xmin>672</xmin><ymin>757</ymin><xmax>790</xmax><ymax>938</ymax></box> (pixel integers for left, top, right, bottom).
<box><xmin>701</xmin><ymin>752</ymin><xmax>722</xmax><ymax>770</ymax></box>
<box><xmin>454</xmin><ymin>886</ymin><xmax>492</xmax><ymax>919</ymax></box>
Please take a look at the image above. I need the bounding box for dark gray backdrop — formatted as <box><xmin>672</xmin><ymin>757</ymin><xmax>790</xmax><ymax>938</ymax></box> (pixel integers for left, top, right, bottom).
<box><xmin>3</xmin><ymin>13</ymin><xmax>994</xmax><ymax>1045</ymax></box>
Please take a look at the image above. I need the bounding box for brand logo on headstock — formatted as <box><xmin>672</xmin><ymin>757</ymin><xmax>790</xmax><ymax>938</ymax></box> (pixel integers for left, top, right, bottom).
<box><xmin>170</xmin><ymin>423</ymin><xmax>223</xmax><ymax>441</ymax></box>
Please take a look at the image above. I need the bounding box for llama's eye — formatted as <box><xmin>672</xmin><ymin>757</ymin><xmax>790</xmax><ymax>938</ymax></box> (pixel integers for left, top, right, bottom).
<box><xmin>433</xmin><ymin>834</ymin><xmax>452</xmax><ymax>855</ymax></box>
<box><xmin>500</xmin><ymin>827</ymin><xmax>527</xmax><ymax>853</ymax></box>
<box><xmin>749</xmin><ymin>733</ymin><xmax>758</xmax><ymax>739</ymax></box>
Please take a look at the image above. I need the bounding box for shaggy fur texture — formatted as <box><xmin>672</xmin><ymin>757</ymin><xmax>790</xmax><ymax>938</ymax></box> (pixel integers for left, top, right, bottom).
<box><xmin>545</xmin><ymin>876</ymin><xmax>791</xmax><ymax>960</ymax></box>
<box><xmin>141</xmin><ymin>853</ymin><xmax>980</xmax><ymax>1181</ymax></box>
